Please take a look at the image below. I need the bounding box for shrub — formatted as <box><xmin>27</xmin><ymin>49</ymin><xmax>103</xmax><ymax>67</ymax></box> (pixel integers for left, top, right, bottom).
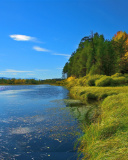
<box><xmin>66</xmin><ymin>80</ymin><xmax>76</xmax><ymax>88</ymax></box>
<box><xmin>95</xmin><ymin>76</ymin><xmax>113</xmax><ymax>86</ymax></box>
<box><xmin>66</xmin><ymin>76</ymin><xmax>76</xmax><ymax>82</ymax></box>
<box><xmin>75</xmin><ymin>78</ymin><xmax>85</xmax><ymax>86</ymax></box>
<box><xmin>111</xmin><ymin>73</ymin><xmax>123</xmax><ymax>78</ymax></box>
<box><xmin>112</xmin><ymin>77</ymin><xmax>128</xmax><ymax>85</ymax></box>
<box><xmin>87</xmin><ymin>78</ymin><xmax>96</xmax><ymax>86</ymax></box>
<box><xmin>81</xmin><ymin>76</ymin><xmax>88</xmax><ymax>86</ymax></box>
<box><xmin>124</xmin><ymin>73</ymin><xmax>128</xmax><ymax>78</ymax></box>
<box><xmin>86</xmin><ymin>75</ymin><xmax>103</xmax><ymax>86</ymax></box>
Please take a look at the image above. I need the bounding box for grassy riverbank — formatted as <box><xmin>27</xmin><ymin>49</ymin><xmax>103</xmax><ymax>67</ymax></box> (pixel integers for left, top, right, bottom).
<box><xmin>61</xmin><ymin>73</ymin><xmax>128</xmax><ymax>159</ymax></box>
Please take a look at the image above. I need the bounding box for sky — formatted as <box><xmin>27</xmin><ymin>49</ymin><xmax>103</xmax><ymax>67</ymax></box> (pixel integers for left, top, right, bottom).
<box><xmin>0</xmin><ymin>0</ymin><xmax>128</xmax><ymax>80</ymax></box>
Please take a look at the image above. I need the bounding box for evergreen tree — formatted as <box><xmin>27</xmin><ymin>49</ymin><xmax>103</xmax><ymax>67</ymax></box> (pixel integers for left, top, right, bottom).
<box><xmin>63</xmin><ymin>31</ymin><xmax>128</xmax><ymax>78</ymax></box>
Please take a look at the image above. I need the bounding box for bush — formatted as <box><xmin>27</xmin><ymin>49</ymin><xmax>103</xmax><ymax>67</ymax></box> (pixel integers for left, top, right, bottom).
<box><xmin>111</xmin><ymin>73</ymin><xmax>123</xmax><ymax>78</ymax></box>
<box><xmin>124</xmin><ymin>73</ymin><xmax>128</xmax><ymax>78</ymax></box>
<box><xmin>75</xmin><ymin>78</ymin><xmax>85</xmax><ymax>86</ymax></box>
<box><xmin>95</xmin><ymin>76</ymin><xmax>113</xmax><ymax>86</ymax></box>
<box><xmin>66</xmin><ymin>80</ymin><xmax>76</xmax><ymax>88</ymax></box>
<box><xmin>86</xmin><ymin>75</ymin><xmax>103</xmax><ymax>86</ymax></box>
<box><xmin>65</xmin><ymin>73</ymin><xmax>128</xmax><ymax>88</ymax></box>
<box><xmin>112</xmin><ymin>77</ymin><xmax>128</xmax><ymax>85</ymax></box>
<box><xmin>81</xmin><ymin>76</ymin><xmax>88</xmax><ymax>86</ymax></box>
<box><xmin>67</xmin><ymin>76</ymin><xmax>76</xmax><ymax>82</ymax></box>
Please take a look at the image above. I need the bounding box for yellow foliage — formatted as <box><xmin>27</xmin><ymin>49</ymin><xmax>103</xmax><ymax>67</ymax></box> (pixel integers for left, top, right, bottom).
<box><xmin>124</xmin><ymin>52</ymin><xmax>128</xmax><ymax>58</ymax></box>
<box><xmin>14</xmin><ymin>79</ymin><xmax>26</xmax><ymax>84</ymax></box>
<box><xmin>66</xmin><ymin>76</ymin><xmax>75</xmax><ymax>82</ymax></box>
<box><xmin>113</xmin><ymin>31</ymin><xmax>127</xmax><ymax>41</ymax></box>
<box><xmin>126</xmin><ymin>38</ymin><xmax>128</xmax><ymax>45</ymax></box>
<box><xmin>121</xmin><ymin>52</ymin><xmax>128</xmax><ymax>62</ymax></box>
<box><xmin>113</xmin><ymin>31</ymin><xmax>128</xmax><ymax>68</ymax></box>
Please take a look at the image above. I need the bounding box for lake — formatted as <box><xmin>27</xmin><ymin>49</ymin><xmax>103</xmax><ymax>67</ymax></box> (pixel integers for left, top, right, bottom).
<box><xmin>0</xmin><ymin>85</ymin><xmax>83</xmax><ymax>160</ymax></box>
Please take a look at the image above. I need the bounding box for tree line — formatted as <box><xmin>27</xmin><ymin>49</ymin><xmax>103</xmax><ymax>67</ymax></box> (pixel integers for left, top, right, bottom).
<box><xmin>0</xmin><ymin>78</ymin><xmax>63</xmax><ymax>85</ymax></box>
<box><xmin>63</xmin><ymin>31</ymin><xmax>128</xmax><ymax>78</ymax></box>
<box><xmin>0</xmin><ymin>78</ymin><xmax>41</xmax><ymax>84</ymax></box>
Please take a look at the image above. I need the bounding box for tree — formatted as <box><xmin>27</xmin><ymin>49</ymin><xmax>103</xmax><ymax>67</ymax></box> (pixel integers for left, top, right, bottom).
<box><xmin>113</xmin><ymin>31</ymin><xmax>128</xmax><ymax>73</ymax></box>
<box><xmin>63</xmin><ymin>31</ymin><xmax>128</xmax><ymax>78</ymax></box>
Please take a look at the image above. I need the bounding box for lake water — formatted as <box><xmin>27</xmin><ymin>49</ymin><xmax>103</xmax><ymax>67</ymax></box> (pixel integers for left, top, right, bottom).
<box><xmin>0</xmin><ymin>85</ymin><xmax>82</xmax><ymax>160</ymax></box>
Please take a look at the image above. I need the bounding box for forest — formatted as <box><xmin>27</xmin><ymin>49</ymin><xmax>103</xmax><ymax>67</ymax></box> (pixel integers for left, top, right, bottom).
<box><xmin>63</xmin><ymin>31</ymin><xmax>128</xmax><ymax>78</ymax></box>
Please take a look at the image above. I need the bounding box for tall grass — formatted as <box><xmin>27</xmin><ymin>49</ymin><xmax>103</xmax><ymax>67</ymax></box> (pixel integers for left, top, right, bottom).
<box><xmin>78</xmin><ymin>93</ymin><xmax>128</xmax><ymax>160</ymax></box>
<box><xmin>63</xmin><ymin>73</ymin><xmax>128</xmax><ymax>159</ymax></box>
<box><xmin>64</xmin><ymin>73</ymin><xmax>128</xmax><ymax>88</ymax></box>
<box><xmin>70</xmin><ymin>86</ymin><xmax>128</xmax><ymax>104</ymax></box>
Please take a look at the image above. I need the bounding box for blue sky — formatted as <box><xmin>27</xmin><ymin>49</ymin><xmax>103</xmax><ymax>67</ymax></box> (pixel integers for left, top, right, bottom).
<box><xmin>0</xmin><ymin>0</ymin><xmax>128</xmax><ymax>80</ymax></box>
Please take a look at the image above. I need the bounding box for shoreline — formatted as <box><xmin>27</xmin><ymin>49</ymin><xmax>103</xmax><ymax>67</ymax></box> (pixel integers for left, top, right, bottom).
<box><xmin>63</xmin><ymin>76</ymin><xmax>128</xmax><ymax>160</ymax></box>
<box><xmin>1</xmin><ymin>79</ymin><xmax>128</xmax><ymax>159</ymax></box>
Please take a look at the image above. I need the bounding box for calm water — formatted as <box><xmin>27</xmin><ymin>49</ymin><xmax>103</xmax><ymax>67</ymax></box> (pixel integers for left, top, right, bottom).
<box><xmin>0</xmin><ymin>85</ymin><xmax>82</xmax><ymax>160</ymax></box>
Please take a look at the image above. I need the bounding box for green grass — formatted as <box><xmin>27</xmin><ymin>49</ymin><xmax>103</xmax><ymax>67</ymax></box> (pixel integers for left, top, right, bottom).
<box><xmin>69</xmin><ymin>86</ymin><xmax>128</xmax><ymax>104</ymax></box>
<box><xmin>95</xmin><ymin>76</ymin><xmax>114</xmax><ymax>86</ymax></box>
<box><xmin>64</xmin><ymin>73</ymin><xmax>128</xmax><ymax>88</ymax></box>
<box><xmin>78</xmin><ymin>93</ymin><xmax>128</xmax><ymax>160</ymax></box>
<box><xmin>64</xmin><ymin>74</ymin><xmax>128</xmax><ymax>159</ymax></box>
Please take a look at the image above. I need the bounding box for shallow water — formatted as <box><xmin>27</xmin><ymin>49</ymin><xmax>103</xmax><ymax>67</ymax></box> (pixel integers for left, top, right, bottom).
<box><xmin>0</xmin><ymin>85</ymin><xmax>81</xmax><ymax>160</ymax></box>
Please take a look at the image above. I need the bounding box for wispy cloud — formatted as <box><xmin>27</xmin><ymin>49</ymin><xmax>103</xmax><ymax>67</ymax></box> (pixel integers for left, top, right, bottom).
<box><xmin>9</xmin><ymin>34</ymin><xmax>36</xmax><ymax>41</ymax></box>
<box><xmin>52</xmin><ymin>53</ymin><xmax>71</xmax><ymax>57</ymax></box>
<box><xmin>57</xmin><ymin>68</ymin><xmax>63</xmax><ymax>70</ymax></box>
<box><xmin>2</xmin><ymin>69</ymin><xmax>33</xmax><ymax>73</ymax></box>
<box><xmin>33</xmin><ymin>46</ymin><xmax>50</xmax><ymax>52</ymax></box>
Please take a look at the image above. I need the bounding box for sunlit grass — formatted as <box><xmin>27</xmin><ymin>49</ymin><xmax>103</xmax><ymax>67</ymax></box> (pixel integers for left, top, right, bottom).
<box><xmin>62</xmin><ymin>73</ymin><xmax>128</xmax><ymax>88</ymax></box>
<box><xmin>78</xmin><ymin>93</ymin><xmax>128</xmax><ymax>159</ymax></box>
<box><xmin>63</xmin><ymin>74</ymin><xmax>128</xmax><ymax>159</ymax></box>
<box><xmin>70</xmin><ymin>86</ymin><xmax>128</xmax><ymax>104</ymax></box>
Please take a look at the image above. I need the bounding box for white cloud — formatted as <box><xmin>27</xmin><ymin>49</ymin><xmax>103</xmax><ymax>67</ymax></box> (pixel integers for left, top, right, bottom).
<box><xmin>10</xmin><ymin>34</ymin><xmax>36</xmax><ymax>41</ymax></box>
<box><xmin>33</xmin><ymin>46</ymin><xmax>50</xmax><ymax>52</ymax></box>
<box><xmin>2</xmin><ymin>69</ymin><xmax>33</xmax><ymax>73</ymax></box>
<box><xmin>57</xmin><ymin>68</ymin><xmax>63</xmax><ymax>70</ymax></box>
<box><xmin>52</xmin><ymin>53</ymin><xmax>71</xmax><ymax>57</ymax></box>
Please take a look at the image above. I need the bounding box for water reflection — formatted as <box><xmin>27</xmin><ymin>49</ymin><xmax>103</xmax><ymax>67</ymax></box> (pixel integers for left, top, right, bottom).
<box><xmin>11</xmin><ymin>127</ymin><xmax>32</xmax><ymax>134</ymax></box>
<box><xmin>0</xmin><ymin>85</ymin><xmax>81</xmax><ymax>160</ymax></box>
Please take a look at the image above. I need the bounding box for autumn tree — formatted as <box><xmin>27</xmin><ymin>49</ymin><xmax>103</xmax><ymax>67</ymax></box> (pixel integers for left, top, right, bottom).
<box><xmin>113</xmin><ymin>31</ymin><xmax>128</xmax><ymax>73</ymax></box>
